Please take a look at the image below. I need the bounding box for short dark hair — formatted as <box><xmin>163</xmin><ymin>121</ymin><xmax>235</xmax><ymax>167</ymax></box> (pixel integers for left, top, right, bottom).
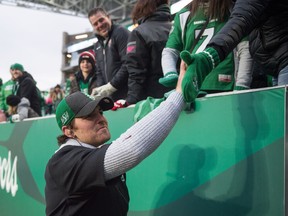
<box><xmin>88</xmin><ymin>7</ymin><xmax>109</xmax><ymax>18</ymax></box>
<box><xmin>55</xmin><ymin>84</ymin><xmax>61</xmax><ymax>89</ymax></box>
<box><xmin>6</xmin><ymin>95</ymin><xmax>21</xmax><ymax>107</ymax></box>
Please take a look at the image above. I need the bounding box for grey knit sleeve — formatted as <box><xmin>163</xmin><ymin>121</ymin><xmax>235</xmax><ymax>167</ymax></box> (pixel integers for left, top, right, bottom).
<box><xmin>161</xmin><ymin>47</ymin><xmax>180</xmax><ymax>76</ymax></box>
<box><xmin>17</xmin><ymin>98</ymin><xmax>30</xmax><ymax>121</ymax></box>
<box><xmin>103</xmin><ymin>91</ymin><xmax>185</xmax><ymax>180</ymax></box>
<box><xmin>234</xmin><ymin>40</ymin><xmax>253</xmax><ymax>89</ymax></box>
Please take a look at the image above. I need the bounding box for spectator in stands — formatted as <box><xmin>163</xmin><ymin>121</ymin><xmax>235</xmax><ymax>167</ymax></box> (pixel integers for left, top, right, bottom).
<box><xmin>88</xmin><ymin>7</ymin><xmax>130</xmax><ymax>101</ymax></box>
<box><xmin>112</xmin><ymin>0</ymin><xmax>173</xmax><ymax>110</ymax></box>
<box><xmin>65</xmin><ymin>73</ymin><xmax>75</xmax><ymax>97</ymax></box>
<box><xmin>10</xmin><ymin>63</ymin><xmax>42</xmax><ymax>116</ymax></box>
<box><xmin>0</xmin><ymin>68</ymin><xmax>16</xmax><ymax>113</ymax></box>
<box><xmin>179</xmin><ymin>0</ymin><xmax>288</xmax><ymax>102</ymax></box>
<box><xmin>45</xmin><ymin>88</ymin><xmax>54</xmax><ymax>115</ymax></box>
<box><xmin>45</xmin><ymin>60</ymin><xmax>187</xmax><ymax>216</ymax></box>
<box><xmin>6</xmin><ymin>95</ymin><xmax>39</xmax><ymax>122</ymax></box>
<box><xmin>160</xmin><ymin>0</ymin><xmax>253</xmax><ymax>95</ymax></box>
<box><xmin>69</xmin><ymin>50</ymin><xmax>98</xmax><ymax>95</ymax></box>
<box><xmin>52</xmin><ymin>84</ymin><xmax>65</xmax><ymax>110</ymax></box>
<box><xmin>0</xmin><ymin>77</ymin><xmax>6</xmax><ymax>122</ymax></box>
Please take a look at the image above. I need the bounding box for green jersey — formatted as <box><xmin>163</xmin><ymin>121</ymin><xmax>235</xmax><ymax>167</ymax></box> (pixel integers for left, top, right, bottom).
<box><xmin>0</xmin><ymin>79</ymin><xmax>16</xmax><ymax>111</ymax></box>
<box><xmin>166</xmin><ymin>8</ymin><xmax>235</xmax><ymax>91</ymax></box>
<box><xmin>79</xmin><ymin>81</ymin><xmax>89</xmax><ymax>95</ymax></box>
<box><xmin>65</xmin><ymin>79</ymin><xmax>71</xmax><ymax>97</ymax></box>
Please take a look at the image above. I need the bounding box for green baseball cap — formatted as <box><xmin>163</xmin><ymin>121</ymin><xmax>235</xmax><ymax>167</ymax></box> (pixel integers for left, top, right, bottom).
<box><xmin>56</xmin><ymin>91</ymin><xmax>114</xmax><ymax>129</ymax></box>
<box><xmin>10</xmin><ymin>63</ymin><xmax>24</xmax><ymax>72</ymax></box>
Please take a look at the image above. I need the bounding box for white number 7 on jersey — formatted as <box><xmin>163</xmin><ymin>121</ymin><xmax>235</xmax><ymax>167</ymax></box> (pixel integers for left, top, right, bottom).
<box><xmin>195</xmin><ymin>27</ymin><xmax>214</xmax><ymax>54</ymax></box>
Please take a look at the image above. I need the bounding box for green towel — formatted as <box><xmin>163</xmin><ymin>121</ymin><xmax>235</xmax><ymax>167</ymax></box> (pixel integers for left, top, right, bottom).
<box><xmin>133</xmin><ymin>97</ymin><xmax>165</xmax><ymax>123</ymax></box>
<box><xmin>133</xmin><ymin>90</ymin><xmax>175</xmax><ymax>122</ymax></box>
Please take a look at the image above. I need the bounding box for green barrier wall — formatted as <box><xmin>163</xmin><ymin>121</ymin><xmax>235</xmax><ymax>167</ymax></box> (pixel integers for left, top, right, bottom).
<box><xmin>0</xmin><ymin>87</ymin><xmax>285</xmax><ymax>216</ymax></box>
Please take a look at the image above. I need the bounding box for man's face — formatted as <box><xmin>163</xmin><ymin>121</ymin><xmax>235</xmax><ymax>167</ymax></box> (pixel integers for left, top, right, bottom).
<box><xmin>89</xmin><ymin>12</ymin><xmax>112</xmax><ymax>38</ymax></box>
<box><xmin>72</xmin><ymin>106</ymin><xmax>111</xmax><ymax>146</ymax></box>
<box><xmin>11</xmin><ymin>69</ymin><xmax>23</xmax><ymax>80</ymax></box>
<box><xmin>10</xmin><ymin>69</ymin><xmax>16</xmax><ymax>81</ymax></box>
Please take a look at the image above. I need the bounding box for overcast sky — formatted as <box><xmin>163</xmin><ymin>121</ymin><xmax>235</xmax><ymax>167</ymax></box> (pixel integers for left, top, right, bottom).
<box><xmin>0</xmin><ymin>4</ymin><xmax>93</xmax><ymax>90</ymax></box>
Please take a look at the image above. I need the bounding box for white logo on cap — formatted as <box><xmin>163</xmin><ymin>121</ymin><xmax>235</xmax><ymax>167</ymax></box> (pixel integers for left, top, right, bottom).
<box><xmin>61</xmin><ymin>111</ymin><xmax>70</xmax><ymax>125</ymax></box>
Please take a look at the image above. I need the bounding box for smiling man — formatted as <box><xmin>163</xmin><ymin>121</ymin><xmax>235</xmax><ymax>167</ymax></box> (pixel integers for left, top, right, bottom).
<box><xmin>44</xmin><ymin>61</ymin><xmax>187</xmax><ymax>216</ymax></box>
<box><xmin>88</xmin><ymin>7</ymin><xmax>130</xmax><ymax>101</ymax></box>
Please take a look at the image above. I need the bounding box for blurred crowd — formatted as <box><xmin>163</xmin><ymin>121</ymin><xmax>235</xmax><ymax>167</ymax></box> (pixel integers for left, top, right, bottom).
<box><xmin>0</xmin><ymin>63</ymin><xmax>67</xmax><ymax>123</ymax></box>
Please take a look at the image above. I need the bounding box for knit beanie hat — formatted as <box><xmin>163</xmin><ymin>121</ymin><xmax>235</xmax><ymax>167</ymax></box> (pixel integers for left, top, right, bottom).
<box><xmin>78</xmin><ymin>50</ymin><xmax>96</xmax><ymax>67</ymax></box>
<box><xmin>10</xmin><ymin>63</ymin><xmax>24</xmax><ymax>72</ymax></box>
<box><xmin>6</xmin><ymin>95</ymin><xmax>21</xmax><ymax>106</ymax></box>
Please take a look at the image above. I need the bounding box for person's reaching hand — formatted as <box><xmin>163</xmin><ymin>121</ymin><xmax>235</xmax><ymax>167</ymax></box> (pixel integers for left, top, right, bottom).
<box><xmin>91</xmin><ymin>82</ymin><xmax>117</xmax><ymax>98</ymax></box>
<box><xmin>180</xmin><ymin>47</ymin><xmax>220</xmax><ymax>102</ymax></box>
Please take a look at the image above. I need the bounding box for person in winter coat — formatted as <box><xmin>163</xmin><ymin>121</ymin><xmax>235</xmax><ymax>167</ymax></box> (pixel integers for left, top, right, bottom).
<box><xmin>10</xmin><ymin>63</ymin><xmax>42</xmax><ymax>116</ymax></box>
<box><xmin>88</xmin><ymin>7</ymin><xmax>130</xmax><ymax>101</ymax></box>
<box><xmin>69</xmin><ymin>50</ymin><xmax>98</xmax><ymax>95</ymax></box>
<box><xmin>52</xmin><ymin>84</ymin><xmax>65</xmax><ymax>110</ymax></box>
<box><xmin>178</xmin><ymin>0</ymin><xmax>288</xmax><ymax>102</ymax></box>
<box><xmin>6</xmin><ymin>95</ymin><xmax>39</xmax><ymax>122</ymax></box>
<box><xmin>114</xmin><ymin>0</ymin><xmax>173</xmax><ymax>109</ymax></box>
<box><xmin>160</xmin><ymin>0</ymin><xmax>253</xmax><ymax>93</ymax></box>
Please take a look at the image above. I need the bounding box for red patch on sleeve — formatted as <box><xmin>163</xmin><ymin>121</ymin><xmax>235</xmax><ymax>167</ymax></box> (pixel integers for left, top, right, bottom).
<box><xmin>127</xmin><ymin>45</ymin><xmax>136</xmax><ymax>53</ymax></box>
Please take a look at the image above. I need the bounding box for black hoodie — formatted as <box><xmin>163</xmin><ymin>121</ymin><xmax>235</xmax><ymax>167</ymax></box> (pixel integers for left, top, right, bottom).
<box><xmin>14</xmin><ymin>71</ymin><xmax>42</xmax><ymax>116</ymax></box>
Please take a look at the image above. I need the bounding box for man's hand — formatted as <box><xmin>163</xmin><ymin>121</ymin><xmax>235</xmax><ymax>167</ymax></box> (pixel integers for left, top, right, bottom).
<box><xmin>175</xmin><ymin>61</ymin><xmax>187</xmax><ymax>94</ymax></box>
<box><xmin>180</xmin><ymin>47</ymin><xmax>220</xmax><ymax>102</ymax></box>
<box><xmin>91</xmin><ymin>82</ymin><xmax>117</xmax><ymax>98</ymax></box>
<box><xmin>111</xmin><ymin>100</ymin><xmax>129</xmax><ymax>111</ymax></box>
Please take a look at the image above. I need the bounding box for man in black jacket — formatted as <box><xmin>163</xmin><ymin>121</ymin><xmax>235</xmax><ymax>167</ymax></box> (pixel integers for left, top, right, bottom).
<box><xmin>10</xmin><ymin>63</ymin><xmax>42</xmax><ymax>116</ymax></box>
<box><xmin>88</xmin><ymin>7</ymin><xmax>130</xmax><ymax>101</ymax></box>
<box><xmin>178</xmin><ymin>0</ymin><xmax>288</xmax><ymax>102</ymax></box>
<box><xmin>45</xmin><ymin>63</ymin><xmax>187</xmax><ymax>216</ymax></box>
